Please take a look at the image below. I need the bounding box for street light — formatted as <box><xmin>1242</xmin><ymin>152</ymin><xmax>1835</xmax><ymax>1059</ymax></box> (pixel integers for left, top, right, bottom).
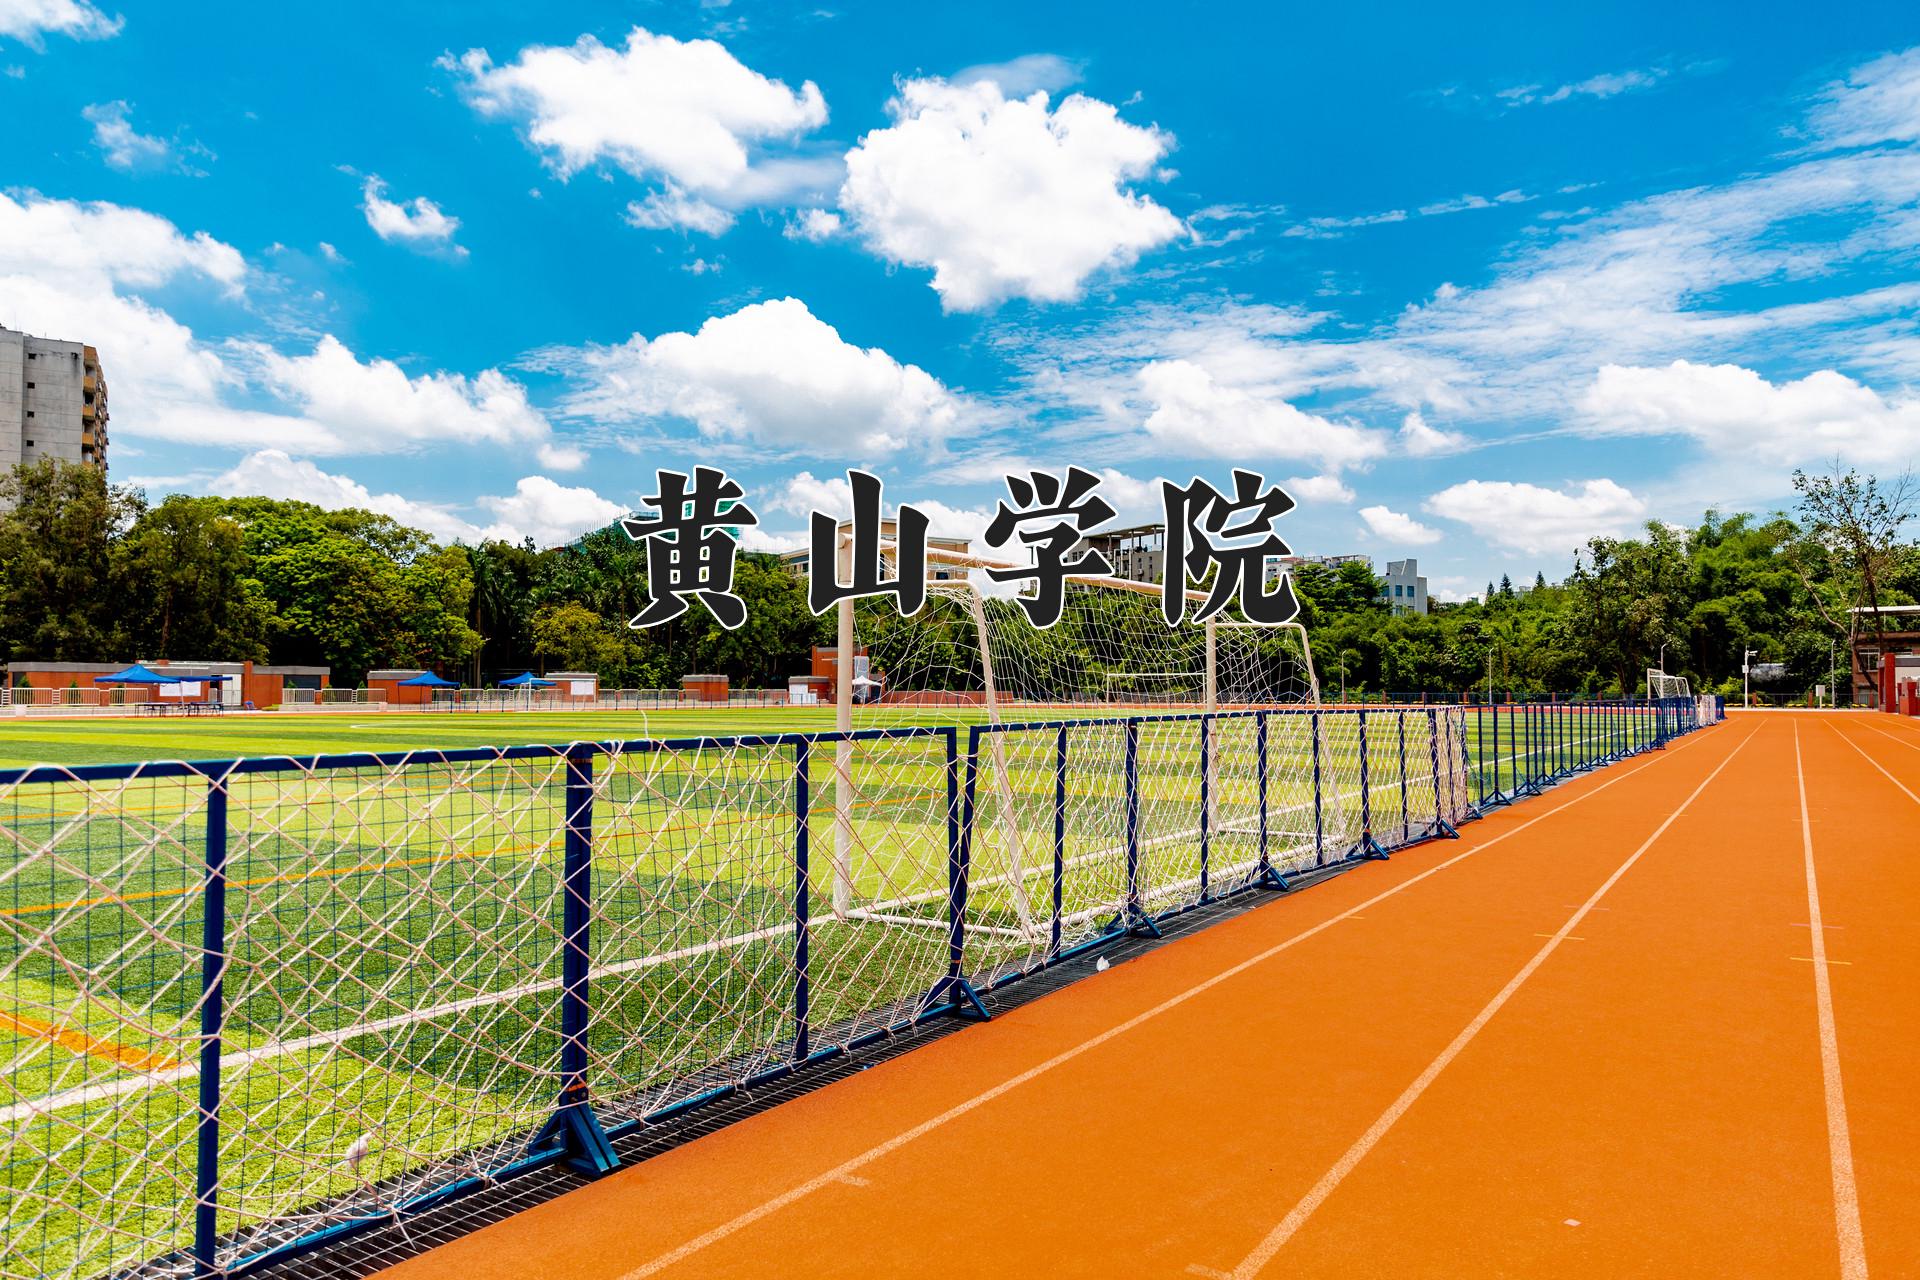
<box><xmin>1743</xmin><ymin>647</ymin><xmax>1758</xmax><ymax>710</ymax></box>
<box><xmin>1657</xmin><ymin>641</ymin><xmax>1667</xmax><ymax>673</ymax></box>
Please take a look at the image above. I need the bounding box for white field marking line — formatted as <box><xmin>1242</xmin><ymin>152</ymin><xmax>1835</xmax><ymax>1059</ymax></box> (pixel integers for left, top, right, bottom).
<box><xmin>1831</xmin><ymin>727</ymin><xmax>1920</xmax><ymax>806</ymax></box>
<box><xmin>0</xmin><ymin>915</ymin><xmax>795</xmax><ymax>1126</ymax></box>
<box><xmin>1798</xmin><ymin>724</ymin><xmax>1869</xmax><ymax>1280</ymax></box>
<box><xmin>610</xmin><ymin>731</ymin><xmax>1715</xmax><ymax>1280</ymax></box>
<box><xmin>1223</xmin><ymin>725</ymin><xmax>1757</xmax><ymax>1280</ymax></box>
<box><xmin>1847</xmin><ymin>717</ymin><xmax>1920</xmax><ymax>770</ymax></box>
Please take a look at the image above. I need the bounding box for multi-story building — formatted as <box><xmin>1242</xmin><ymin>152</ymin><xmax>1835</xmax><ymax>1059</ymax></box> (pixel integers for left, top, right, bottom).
<box><xmin>0</xmin><ymin>326</ymin><xmax>108</xmax><ymax>498</ymax></box>
<box><xmin>1074</xmin><ymin>522</ymin><xmax>1168</xmax><ymax>584</ymax></box>
<box><xmin>1383</xmin><ymin>557</ymin><xmax>1429</xmax><ymax>615</ymax></box>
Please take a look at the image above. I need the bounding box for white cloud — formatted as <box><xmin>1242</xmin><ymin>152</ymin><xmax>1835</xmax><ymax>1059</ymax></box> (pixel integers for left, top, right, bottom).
<box><xmin>1285</xmin><ymin>474</ymin><xmax>1357</xmax><ymax>504</ymax></box>
<box><xmin>1581</xmin><ymin>359</ymin><xmax>1920</xmax><ymax>467</ymax></box>
<box><xmin>450</xmin><ymin>26</ymin><xmax>828</xmax><ymax>222</ymax></box>
<box><xmin>783</xmin><ymin>207</ymin><xmax>841</xmax><ymax>241</ymax></box>
<box><xmin>625</xmin><ymin>189</ymin><xmax>733</xmax><ymax>236</ymax></box>
<box><xmin>475</xmin><ymin>474</ymin><xmax>628</xmax><ymax>546</ymax></box>
<box><xmin>1805</xmin><ymin>46</ymin><xmax>1920</xmax><ymax>148</ymax></box>
<box><xmin>1497</xmin><ymin>66</ymin><xmax>1668</xmax><ymax>107</ymax></box>
<box><xmin>1425</xmin><ymin>478</ymin><xmax>1647</xmax><ymax>555</ymax></box>
<box><xmin>1359</xmin><ymin>504</ymin><xmax>1442</xmax><ymax>545</ymax></box>
<box><xmin>245</xmin><ymin>334</ymin><xmax>572</xmax><ymax>461</ymax></box>
<box><xmin>952</xmin><ymin>53</ymin><xmax>1083</xmax><ymax>96</ymax></box>
<box><xmin>1136</xmin><ymin>359</ymin><xmax>1388</xmax><ymax>472</ymax></box>
<box><xmin>838</xmin><ymin>77</ymin><xmax>1182</xmax><ymax>311</ymax></box>
<box><xmin>0</xmin><ymin>0</ymin><xmax>120</xmax><ymax>44</ymax></box>
<box><xmin>1286</xmin><ymin>189</ymin><xmax>1529</xmax><ymax>238</ymax></box>
<box><xmin>82</xmin><ymin>100</ymin><xmax>169</xmax><ymax>170</ymax></box>
<box><xmin>0</xmin><ymin>191</ymin><xmax>243</xmax><ymax>289</ymax></box>
<box><xmin>211</xmin><ymin>452</ymin><xmax>625</xmax><ymax>546</ymax></box>
<box><xmin>361</xmin><ymin>177</ymin><xmax>464</xmax><ymax>254</ymax></box>
<box><xmin>1396</xmin><ymin>410</ymin><xmax>1470</xmax><ymax>456</ymax></box>
<box><xmin>548</xmin><ymin>297</ymin><xmax>967</xmax><ymax>456</ymax></box>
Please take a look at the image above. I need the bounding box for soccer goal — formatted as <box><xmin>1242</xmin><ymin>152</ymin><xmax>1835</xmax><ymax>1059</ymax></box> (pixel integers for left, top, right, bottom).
<box><xmin>819</xmin><ymin>537</ymin><xmax>1333</xmax><ymax>952</ymax></box>
<box><xmin>1647</xmin><ymin>670</ymin><xmax>1692</xmax><ymax>701</ymax></box>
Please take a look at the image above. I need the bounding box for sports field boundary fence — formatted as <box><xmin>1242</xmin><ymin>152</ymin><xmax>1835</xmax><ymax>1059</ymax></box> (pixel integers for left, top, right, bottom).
<box><xmin>0</xmin><ymin>698</ymin><xmax>1714</xmax><ymax>1280</ymax></box>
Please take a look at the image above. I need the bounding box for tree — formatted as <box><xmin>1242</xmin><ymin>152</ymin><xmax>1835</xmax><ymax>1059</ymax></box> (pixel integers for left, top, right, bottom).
<box><xmin>213</xmin><ymin>498</ymin><xmax>478</xmax><ymax>682</ymax></box>
<box><xmin>0</xmin><ymin>459</ymin><xmax>144</xmax><ymax>661</ymax></box>
<box><xmin>1792</xmin><ymin>465</ymin><xmax>1918</xmax><ymax>703</ymax></box>
<box><xmin>116</xmin><ymin>496</ymin><xmax>269</xmax><ymax>659</ymax></box>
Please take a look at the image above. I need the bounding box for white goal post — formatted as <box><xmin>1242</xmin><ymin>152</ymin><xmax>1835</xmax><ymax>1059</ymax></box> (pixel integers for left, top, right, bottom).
<box><xmin>1646</xmin><ymin>669</ymin><xmax>1692</xmax><ymax>700</ymax></box>
<box><xmin>828</xmin><ymin>537</ymin><xmax>1325</xmax><ymax>925</ymax></box>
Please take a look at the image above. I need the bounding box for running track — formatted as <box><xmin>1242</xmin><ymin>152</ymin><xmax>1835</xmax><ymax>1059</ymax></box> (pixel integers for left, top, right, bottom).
<box><xmin>381</xmin><ymin>712</ymin><xmax>1918</xmax><ymax>1279</ymax></box>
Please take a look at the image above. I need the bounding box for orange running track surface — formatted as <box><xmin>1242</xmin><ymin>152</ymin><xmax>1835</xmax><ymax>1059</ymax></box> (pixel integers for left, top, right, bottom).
<box><xmin>379</xmin><ymin>712</ymin><xmax>1917</xmax><ymax>1280</ymax></box>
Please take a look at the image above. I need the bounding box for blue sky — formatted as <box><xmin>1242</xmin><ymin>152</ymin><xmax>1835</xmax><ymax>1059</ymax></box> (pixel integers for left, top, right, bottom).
<box><xmin>4</xmin><ymin>0</ymin><xmax>1919</xmax><ymax>600</ymax></box>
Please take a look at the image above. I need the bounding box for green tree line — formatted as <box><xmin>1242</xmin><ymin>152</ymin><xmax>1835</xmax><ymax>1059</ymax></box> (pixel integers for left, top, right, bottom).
<box><xmin>0</xmin><ymin>459</ymin><xmax>1912</xmax><ymax>701</ymax></box>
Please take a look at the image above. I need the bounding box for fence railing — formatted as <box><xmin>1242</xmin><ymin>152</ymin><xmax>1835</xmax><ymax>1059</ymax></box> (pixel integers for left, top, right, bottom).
<box><xmin>0</xmin><ymin>699</ymin><xmax>1713</xmax><ymax>1280</ymax></box>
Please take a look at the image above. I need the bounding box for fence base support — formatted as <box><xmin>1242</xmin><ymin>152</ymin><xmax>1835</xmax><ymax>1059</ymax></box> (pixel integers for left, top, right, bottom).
<box><xmin>928</xmin><ymin>975</ymin><xmax>992</xmax><ymax>1022</ymax></box>
<box><xmin>529</xmin><ymin>1098</ymin><xmax>617</xmax><ymax>1177</ymax></box>
<box><xmin>1255</xmin><ymin>864</ymin><xmax>1295</xmax><ymax>892</ymax></box>
<box><xmin>1428</xmin><ymin>817</ymin><xmax>1461</xmax><ymax>841</ymax></box>
<box><xmin>1356</xmin><ymin>832</ymin><xmax>1391</xmax><ymax>861</ymax></box>
<box><xmin>1105</xmin><ymin>905</ymin><xmax>1165</xmax><ymax>939</ymax></box>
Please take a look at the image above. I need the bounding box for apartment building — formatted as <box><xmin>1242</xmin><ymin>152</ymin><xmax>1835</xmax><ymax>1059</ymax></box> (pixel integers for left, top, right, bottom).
<box><xmin>0</xmin><ymin>326</ymin><xmax>108</xmax><ymax>499</ymax></box>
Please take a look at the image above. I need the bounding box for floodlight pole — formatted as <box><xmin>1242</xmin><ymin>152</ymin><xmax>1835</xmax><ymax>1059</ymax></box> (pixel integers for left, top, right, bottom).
<box><xmin>1742</xmin><ymin>647</ymin><xmax>1757</xmax><ymax>710</ymax></box>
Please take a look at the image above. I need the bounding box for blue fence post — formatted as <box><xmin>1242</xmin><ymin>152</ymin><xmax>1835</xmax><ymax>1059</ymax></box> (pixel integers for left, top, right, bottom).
<box><xmin>1310</xmin><ymin>707</ymin><xmax>1325</xmax><ymax>867</ymax></box>
<box><xmin>193</xmin><ymin>773</ymin><xmax>229</xmax><ymax>1280</ymax></box>
<box><xmin>1427</xmin><ymin>708</ymin><xmax>1458</xmax><ymax>839</ymax></box>
<box><xmin>530</xmin><ymin>745</ymin><xmax>617</xmax><ymax>1175</ymax></box>
<box><xmin>1356</xmin><ymin>710</ymin><xmax>1388</xmax><ymax>859</ymax></box>
<box><xmin>935</xmin><ymin>726</ymin><xmax>990</xmax><ymax>1018</ymax></box>
<box><xmin>1485</xmin><ymin>696</ymin><xmax>1506</xmax><ymax>807</ymax></box>
<box><xmin>1053</xmin><ymin>724</ymin><xmax>1066</xmax><ymax>956</ymax></box>
<box><xmin>1256</xmin><ymin>711</ymin><xmax>1269</xmax><ymax>868</ymax></box>
<box><xmin>1118</xmin><ymin>717</ymin><xmax>1165</xmax><ymax>930</ymax></box>
<box><xmin>1451</xmin><ymin>706</ymin><xmax>1466</xmax><ymax>817</ymax></box>
<box><xmin>1396</xmin><ymin>710</ymin><xmax>1410</xmax><ymax>845</ymax></box>
<box><xmin>1198</xmin><ymin>716</ymin><xmax>1211</xmax><ymax>902</ymax></box>
<box><xmin>793</xmin><ymin>740</ymin><xmax>810</xmax><ymax>1062</ymax></box>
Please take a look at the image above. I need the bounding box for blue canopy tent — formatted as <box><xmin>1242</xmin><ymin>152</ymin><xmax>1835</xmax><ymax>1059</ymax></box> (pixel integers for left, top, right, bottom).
<box><xmin>500</xmin><ymin>672</ymin><xmax>556</xmax><ymax>688</ymax></box>
<box><xmin>92</xmin><ymin>663</ymin><xmax>181</xmax><ymax>685</ymax></box>
<box><xmin>397</xmin><ymin>672</ymin><xmax>460</xmax><ymax>688</ymax></box>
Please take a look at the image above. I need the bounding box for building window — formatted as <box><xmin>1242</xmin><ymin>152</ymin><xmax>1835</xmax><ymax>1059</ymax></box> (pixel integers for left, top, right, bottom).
<box><xmin>24</xmin><ymin>411</ymin><xmax>32</xmax><ymax>419</ymax></box>
<box><xmin>25</xmin><ymin>382</ymin><xmax>32</xmax><ymax>389</ymax></box>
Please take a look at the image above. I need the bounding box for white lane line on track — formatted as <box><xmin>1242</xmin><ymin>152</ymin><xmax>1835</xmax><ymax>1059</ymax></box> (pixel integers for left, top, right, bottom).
<box><xmin>1222</xmin><ymin>725</ymin><xmax>1757</xmax><ymax>1280</ymax></box>
<box><xmin>610</xmin><ymin>731</ymin><xmax>1716</xmax><ymax>1280</ymax></box>
<box><xmin>1830</xmin><ymin>721</ymin><xmax>1920</xmax><ymax>806</ymax></box>
<box><xmin>1798</xmin><ymin>724</ymin><xmax>1869</xmax><ymax>1280</ymax></box>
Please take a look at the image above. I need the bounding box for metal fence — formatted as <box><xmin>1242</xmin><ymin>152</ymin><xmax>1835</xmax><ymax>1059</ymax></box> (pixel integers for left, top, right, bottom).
<box><xmin>0</xmin><ymin>699</ymin><xmax>1712</xmax><ymax>1280</ymax></box>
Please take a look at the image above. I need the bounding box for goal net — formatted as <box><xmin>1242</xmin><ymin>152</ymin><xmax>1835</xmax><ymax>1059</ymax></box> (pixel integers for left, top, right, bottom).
<box><xmin>819</xmin><ymin>541</ymin><xmax>1348</xmax><ymax>973</ymax></box>
<box><xmin>1647</xmin><ymin>670</ymin><xmax>1692</xmax><ymax>700</ymax></box>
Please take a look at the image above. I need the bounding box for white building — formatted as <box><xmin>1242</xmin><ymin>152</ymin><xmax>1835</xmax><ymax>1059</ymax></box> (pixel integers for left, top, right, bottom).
<box><xmin>1383</xmin><ymin>558</ymin><xmax>1428</xmax><ymax>615</ymax></box>
<box><xmin>0</xmin><ymin>326</ymin><xmax>108</xmax><ymax>502</ymax></box>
